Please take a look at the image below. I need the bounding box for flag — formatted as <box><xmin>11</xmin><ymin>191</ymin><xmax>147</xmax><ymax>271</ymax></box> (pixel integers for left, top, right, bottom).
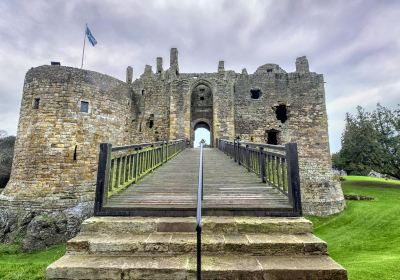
<box><xmin>86</xmin><ymin>25</ymin><xmax>97</xmax><ymax>47</ymax></box>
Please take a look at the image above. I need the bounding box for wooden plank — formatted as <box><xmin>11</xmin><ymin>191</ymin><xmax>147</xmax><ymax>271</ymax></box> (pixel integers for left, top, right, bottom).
<box><xmin>104</xmin><ymin>148</ymin><xmax>293</xmax><ymax>215</ymax></box>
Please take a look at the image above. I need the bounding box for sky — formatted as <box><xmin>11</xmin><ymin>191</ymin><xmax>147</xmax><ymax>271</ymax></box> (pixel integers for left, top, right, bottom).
<box><xmin>0</xmin><ymin>0</ymin><xmax>399</xmax><ymax>153</ymax></box>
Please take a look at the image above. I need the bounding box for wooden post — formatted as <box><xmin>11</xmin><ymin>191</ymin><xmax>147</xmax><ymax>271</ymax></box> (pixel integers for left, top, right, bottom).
<box><xmin>285</xmin><ymin>143</ymin><xmax>302</xmax><ymax>216</ymax></box>
<box><xmin>234</xmin><ymin>140</ymin><xmax>238</xmax><ymax>162</ymax></box>
<box><xmin>259</xmin><ymin>147</ymin><xmax>266</xmax><ymax>183</ymax></box>
<box><xmin>94</xmin><ymin>143</ymin><xmax>111</xmax><ymax>215</ymax></box>
<box><xmin>246</xmin><ymin>144</ymin><xmax>250</xmax><ymax>172</ymax></box>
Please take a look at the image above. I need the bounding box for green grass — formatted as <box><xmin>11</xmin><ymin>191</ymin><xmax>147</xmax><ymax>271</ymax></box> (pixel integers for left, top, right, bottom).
<box><xmin>308</xmin><ymin>176</ymin><xmax>400</xmax><ymax>280</ymax></box>
<box><xmin>342</xmin><ymin>175</ymin><xmax>400</xmax><ymax>185</ymax></box>
<box><xmin>0</xmin><ymin>243</ymin><xmax>65</xmax><ymax>280</ymax></box>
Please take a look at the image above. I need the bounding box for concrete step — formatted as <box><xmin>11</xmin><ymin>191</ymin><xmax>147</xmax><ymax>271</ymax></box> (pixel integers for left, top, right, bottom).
<box><xmin>67</xmin><ymin>232</ymin><xmax>327</xmax><ymax>256</ymax></box>
<box><xmin>46</xmin><ymin>254</ymin><xmax>347</xmax><ymax>280</ymax></box>
<box><xmin>80</xmin><ymin>216</ymin><xmax>312</xmax><ymax>235</ymax></box>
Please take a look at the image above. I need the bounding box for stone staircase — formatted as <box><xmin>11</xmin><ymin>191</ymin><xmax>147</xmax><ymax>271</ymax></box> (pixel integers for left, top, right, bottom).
<box><xmin>46</xmin><ymin>216</ymin><xmax>347</xmax><ymax>279</ymax></box>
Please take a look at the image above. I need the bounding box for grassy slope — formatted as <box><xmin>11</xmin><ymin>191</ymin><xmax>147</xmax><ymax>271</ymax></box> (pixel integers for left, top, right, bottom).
<box><xmin>308</xmin><ymin>176</ymin><xmax>400</xmax><ymax>280</ymax></box>
<box><xmin>0</xmin><ymin>244</ymin><xmax>65</xmax><ymax>280</ymax></box>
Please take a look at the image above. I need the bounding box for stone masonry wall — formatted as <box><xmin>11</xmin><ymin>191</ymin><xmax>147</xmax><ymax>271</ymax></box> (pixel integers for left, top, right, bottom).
<box><xmin>233</xmin><ymin>61</ymin><xmax>345</xmax><ymax>215</ymax></box>
<box><xmin>1</xmin><ymin>66</ymin><xmax>133</xmax><ymax>210</ymax></box>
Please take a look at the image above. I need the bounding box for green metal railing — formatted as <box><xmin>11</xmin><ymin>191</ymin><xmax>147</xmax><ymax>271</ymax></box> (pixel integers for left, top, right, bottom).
<box><xmin>94</xmin><ymin>139</ymin><xmax>186</xmax><ymax>214</ymax></box>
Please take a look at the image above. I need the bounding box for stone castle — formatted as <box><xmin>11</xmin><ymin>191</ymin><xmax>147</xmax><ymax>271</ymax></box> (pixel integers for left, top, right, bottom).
<box><xmin>0</xmin><ymin>48</ymin><xmax>345</xmax><ymax>247</ymax></box>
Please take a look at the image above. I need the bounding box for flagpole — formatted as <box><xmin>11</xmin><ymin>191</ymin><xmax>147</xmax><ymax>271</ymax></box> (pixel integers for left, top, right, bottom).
<box><xmin>80</xmin><ymin>24</ymin><xmax>87</xmax><ymax>69</ymax></box>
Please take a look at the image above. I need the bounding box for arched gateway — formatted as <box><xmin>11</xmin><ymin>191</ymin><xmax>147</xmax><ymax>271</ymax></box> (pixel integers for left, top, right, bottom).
<box><xmin>190</xmin><ymin>82</ymin><xmax>213</xmax><ymax>147</ymax></box>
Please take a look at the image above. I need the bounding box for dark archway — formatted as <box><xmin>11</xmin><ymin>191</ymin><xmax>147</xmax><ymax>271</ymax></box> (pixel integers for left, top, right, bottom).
<box><xmin>190</xmin><ymin>82</ymin><xmax>213</xmax><ymax>147</ymax></box>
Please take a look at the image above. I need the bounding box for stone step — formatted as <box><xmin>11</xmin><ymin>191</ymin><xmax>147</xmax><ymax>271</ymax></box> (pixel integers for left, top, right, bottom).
<box><xmin>81</xmin><ymin>216</ymin><xmax>312</xmax><ymax>235</ymax></box>
<box><xmin>46</xmin><ymin>254</ymin><xmax>347</xmax><ymax>280</ymax></box>
<box><xmin>67</xmin><ymin>232</ymin><xmax>326</xmax><ymax>256</ymax></box>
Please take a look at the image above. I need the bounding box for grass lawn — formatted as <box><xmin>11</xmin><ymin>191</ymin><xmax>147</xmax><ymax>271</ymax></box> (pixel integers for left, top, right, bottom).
<box><xmin>308</xmin><ymin>176</ymin><xmax>400</xmax><ymax>280</ymax></box>
<box><xmin>0</xmin><ymin>243</ymin><xmax>65</xmax><ymax>280</ymax></box>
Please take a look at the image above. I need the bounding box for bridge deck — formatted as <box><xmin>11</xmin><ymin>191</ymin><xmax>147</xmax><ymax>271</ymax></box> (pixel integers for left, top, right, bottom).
<box><xmin>104</xmin><ymin>148</ymin><xmax>292</xmax><ymax>214</ymax></box>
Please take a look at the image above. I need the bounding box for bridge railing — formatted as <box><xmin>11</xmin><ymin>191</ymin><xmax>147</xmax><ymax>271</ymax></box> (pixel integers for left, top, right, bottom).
<box><xmin>94</xmin><ymin>139</ymin><xmax>186</xmax><ymax>215</ymax></box>
<box><xmin>217</xmin><ymin>138</ymin><xmax>302</xmax><ymax>216</ymax></box>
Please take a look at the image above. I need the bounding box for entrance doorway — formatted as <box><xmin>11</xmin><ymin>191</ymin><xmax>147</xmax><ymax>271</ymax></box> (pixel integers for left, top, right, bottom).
<box><xmin>191</xmin><ymin>83</ymin><xmax>213</xmax><ymax>147</ymax></box>
<box><xmin>194</xmin><ymin>122</ymin><xmax>211</xmax><ymax>148</ymax></box>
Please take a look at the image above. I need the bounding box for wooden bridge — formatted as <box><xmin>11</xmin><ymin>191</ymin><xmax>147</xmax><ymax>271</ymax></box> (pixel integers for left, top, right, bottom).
<box><xmin>94</xmin><ymin>139</ymin><xmax>301</xmax><ymax>217</ymax></box>
<box><xmin>47</xmin><ymin>139</ymin><xmax>347</xmax><ymax>280</ymax></box>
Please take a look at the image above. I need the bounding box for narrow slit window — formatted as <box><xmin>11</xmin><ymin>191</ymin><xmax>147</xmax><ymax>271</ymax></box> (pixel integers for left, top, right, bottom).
<box><xmin>73</xmin><ymin>146</ymin><xmax>77</xmax><ymax>161</ymax></box>
<box><xmin>147</xmin><ymin>114</ymin><xmax>154</xmax><ymax>129</ymax></box>
<box><xmin>33</xmin><ymin>98</ymin><xmax>40</xmax><ymax>109</ymax></box>
<box><xmin>80</xmin><ymin>101</ymin><xmax>89</xmax><ymax>113</ymax></box>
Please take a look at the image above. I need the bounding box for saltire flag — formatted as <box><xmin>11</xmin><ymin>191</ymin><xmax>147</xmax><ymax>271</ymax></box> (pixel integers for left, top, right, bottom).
<box><xmin>86</xmin><ymin>25</ymin><xmax>97</xmax><ymax>46</ymax></box>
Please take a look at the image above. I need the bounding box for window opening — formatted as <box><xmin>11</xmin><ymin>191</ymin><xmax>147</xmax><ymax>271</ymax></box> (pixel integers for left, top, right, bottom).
<box><xmin>250</xmin><ymin>89</ymin><xmax>261</xmax><ymax>99</ymax></box>
<box><xmin>33</xmin><ymin>98</ymin><xmax>40</xmax><ymax>109</ymax></box>
<box><xmin>267</xmin><ymin>130</ymin><xmax>279</xmax><ymax>145</ymax></box>
<box><xmin>73</xmin><ymin>146</ymin><xmax>77</xmax><ymax>161</ymax></box>
<box><xmin>275</xmin><ymin>104</ymin><xmax>288</xmax><ymax>123</ymax></box>
<box><xmin>80</xmin><ymin>101</ymin><xmax>89</xmax><ymax>113</ymax></box>
<box><xmin>147</xmin><ymin>114</ymin><xmax>154</xmax><ymax>129</ymax></box>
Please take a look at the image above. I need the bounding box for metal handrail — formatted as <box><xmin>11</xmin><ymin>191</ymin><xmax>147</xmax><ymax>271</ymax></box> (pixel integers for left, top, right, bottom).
<box><xmin>196</xmin><ymin>142</ymin><xmax>204</xmax><ymax>280</ymax></box>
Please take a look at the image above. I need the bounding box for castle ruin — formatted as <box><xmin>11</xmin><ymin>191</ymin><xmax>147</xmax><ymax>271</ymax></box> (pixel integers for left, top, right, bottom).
<box><xmin>0</xmin><ymin>48</ymin><xmax>345</xmax><ymax>248</ymax></box>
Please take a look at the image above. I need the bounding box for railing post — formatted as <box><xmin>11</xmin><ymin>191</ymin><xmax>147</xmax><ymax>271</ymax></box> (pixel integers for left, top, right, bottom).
<box><xmin>166</xmin><ymin>141</ymin><xmax>169</xmax><ymax>160</ymax></box>
<box><xmin>246</xmin><ymin>144</ymin><xmax>250</xmax><ymax>172</ymax></box>
<box><xmin>259</xmin><ymin>147</ymin><xmax>266</xmax><ymax>183</ymax></box>
<box><xmin>160</xmin><ymin>142</ymin><xmax>164</xmax><ymax>165</ymax></box>
<box><xmin>237</xmin><ymin>141</ymin><xmax>241</xmax><ymax>166</ymax></box>
<box><xmin>233</xmin><ymin>140</ymin><xmax>237</xmax><ymax>162</ymax></box>
<box><xmin>94</xmin><ymin>143</ymin><xmax>112</xmax><ymax>215</ymax></box>
<box><xmin>150</xmin><ymin>144</ymin><xmax>154</xmax><ymax>171</ymax></box>
<box><xmin>285</xmin><ymin>143</ymin><xmax>302</xmax><ymax>216</ymax></box>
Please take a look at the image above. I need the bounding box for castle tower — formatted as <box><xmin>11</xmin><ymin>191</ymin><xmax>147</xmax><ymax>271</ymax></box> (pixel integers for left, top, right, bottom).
<box><xmin>1</xmin><ymin>65</ymin><xmax>133</xmax><ymax>210</ymax></box>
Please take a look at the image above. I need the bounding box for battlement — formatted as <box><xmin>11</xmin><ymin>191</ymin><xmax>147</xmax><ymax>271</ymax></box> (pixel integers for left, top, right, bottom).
<box><xmin>26</xmin><ymin>65</ymin><xmax>127</xmax><ymax>90</ymax></box>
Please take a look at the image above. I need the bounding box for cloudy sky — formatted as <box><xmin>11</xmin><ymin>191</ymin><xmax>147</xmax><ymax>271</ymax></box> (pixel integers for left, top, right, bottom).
<box><xmin>1</xmin><ymin>0</ymin><xmax>399</xmax><ymax>152</ymax></box>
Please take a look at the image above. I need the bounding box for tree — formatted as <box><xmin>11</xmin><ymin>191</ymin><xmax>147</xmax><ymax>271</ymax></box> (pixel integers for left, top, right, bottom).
<box><xmin>0</xmin><ymin>130</ymin><xmax>16</xmax><ymax>188</ymax></box>
<box><xmin>336</xmin><ymin>104</ymin><xmax>400</xmax><ymax>179</ymax></box>
<box><xmin>370</xmin><ymin>104</ymin><xmax>400</xmax><ymax>178</ymax></box>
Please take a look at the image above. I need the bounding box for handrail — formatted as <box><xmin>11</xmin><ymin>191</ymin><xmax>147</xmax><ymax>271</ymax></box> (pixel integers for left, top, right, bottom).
<box><xmin>196</xmin><ymin>142</ymin><xmax>204</xmax><ymax>280</ymax></box>
<box><xmin>216</xmin><ymin>138</ymin><xmax>302</xmax><ymax>216</ymax></box>
<box><xmin>94</xmin><ymin>139</ymin><xmax>186</xmax><ymax>215</ymax></box>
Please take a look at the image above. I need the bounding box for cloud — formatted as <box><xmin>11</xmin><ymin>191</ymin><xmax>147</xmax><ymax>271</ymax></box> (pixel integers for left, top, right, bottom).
<box><xmin>0</xmin><ymin>0</ymin><xmax>399</xmax><ymax>153</ymax></box>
